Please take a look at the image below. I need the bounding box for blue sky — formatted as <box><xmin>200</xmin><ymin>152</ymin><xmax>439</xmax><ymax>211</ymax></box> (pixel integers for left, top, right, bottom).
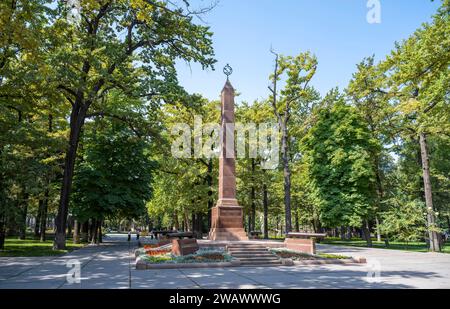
<box><xmin>175</xmin><ymin>0</ymin><xmax>441</xmax><ymax>104</ymax></box>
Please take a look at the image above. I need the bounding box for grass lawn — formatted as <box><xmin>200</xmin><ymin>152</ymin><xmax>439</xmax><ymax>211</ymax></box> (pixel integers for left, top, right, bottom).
<box><xmin>0</xmin><ymin>235</ymin><xmax>86</xmax><ymax>257</ymax></box>
<box><xmin>321</xmin><ymin>237</ymin><xmax>450</xmax><ymax>254</ymax></box>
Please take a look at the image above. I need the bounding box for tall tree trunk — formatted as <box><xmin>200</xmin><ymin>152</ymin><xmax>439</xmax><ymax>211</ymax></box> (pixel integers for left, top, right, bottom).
<box><xmin>269</xmin><ymin>51</ymin><xmax>291</xmax><ymax>235</ymax></box>
<box><xmin>207</xmin><ymin>159</ymin><xmax>213</xmax><ymax>230</ymax></box>
<box><xmin>191</xmin><ymin>213</ymin><xmax>195</xmax><ymax>235</ymax></box>
<box><xmin>91</xmin><ymin>220</ymin><xmax>98</xmax><ymax>245</ymax></box>
<box><xmin>250</xmin><ymin>159</ymin><xmax>256</xmax><ymax>232</ymax></box>
<box><xmin>54</xmin><ymin>107</ymin><xmax>86</xmax><ymax>250</ymax></box>
<box><xmin>18</xmin><ymin>193</ymin><xmax>29</xmax><ymax>240</ymax></box>
<box><xmin>363</xmin><ymin>220</ymin><xmax>372</xmax><ymax>247</ymax></box>
<box><xmin>97</xmin><ymin>220</ymin><xmax>102</xmax><ymax>244</ymax></box>
<box><xmin>340</xmin><ymin>226</ymin><xmax>346</xmax><ymax>241</ymax></box>
<box><xmin>0</xmin><ymin>215</ymin><xmax>6</xmax><ymax>250</ymax></box>
<box><xmin>73</xmin><ymin>220</ymin><xmax>80</xmax><ymax>244</ymax></box>
<box><xmin>34</xmin><ymin>200</ymin><xmax>43</xmax><ymax>238</ymax></box>
<box><xmin>281</xmin><ymin>122</ymin><xmax>292</xmax><ymax>234</ymax></box>
<box><xmin>81</xmin><ymin>221</ymin><xmax>88</xmax><ymax>243</ymax></box>
<box><xmin>174</xmin><ymin>212</ymin><xmax>179</xmax><ymax>230</ymax></box>
<box><xmin>184</xmin><ymin>211</ymin><xmax>190</xmax><ymax>232</ymax></box>
<box><xmin>375</xmin><ymin>216</ymin><xmax>382</xmax><ymax>242</ymax></box>
<box><xmin>192</xmin><ymin>213</ymin><xmax>203</xmax><ymax>238</ymax></box>
<box><xmin>198</xmin><ymin>213</ymin><xmax>203</xmax><ymax>236</ymax></box>
<box><xmin>311</xmin><ymin>219</ymin><xmax>316</xmax><ymax>233</ymax></box>
<box><xmin>67</xmin><ymin>216</ymin><xmax>72</xmax><ymax>238</ymax></box>
<box><xmin>263</xmin><ymin>183</ymin><xmax>269</xmax><ymax>239</ymax></box>
<box><xmin>374</xmin><ymin>156</ymin><xmax>384</xmax><ymax>243</ymax></box>
<box><xmin>89</xmin><ymin>219</ymin><xmax>96</xmax><ymax>243</ymax></box>
<box><xmin>419</xmin><ymin>132</ymin><xmax>440</xmax><ymax>252</ymax></box>
<box><xmin>39</xmin><ymin>189</ymin><xmax>49</xmax><ymax>242</ymax></box>
<box><xmin>40</xmin><ymin>114</ymin><xmax>53</xmax><ymax>242</ymax></box>
<box><xmin>250</xmin><ymin>187</ymin><xmax>256</xmax><ymax>232</ymax></box>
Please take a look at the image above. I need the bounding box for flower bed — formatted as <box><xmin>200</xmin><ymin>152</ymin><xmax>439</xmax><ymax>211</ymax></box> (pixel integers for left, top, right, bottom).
<box><xmin>146</xmin><ymin>249</ymin><xmax>172</xmax><ymax>256</ymax></box>
<box><xmin>135</xmin><ymin>247</ymin><xmax>236</xmax><ymax>269</ymax></box>
<box><xmin>143</xmin><ymin>244</ymin><xmax>159</xmax><ymax>250</ymax></box>
<box><xmin>173</xmin><ymin>249</ymin><xmax>233</xmax><ymax>264</ymax></box>
<box><xmin>269</xmin><ymin>248</ymin><xmax>350</xmax><ymax>261</ymax></box>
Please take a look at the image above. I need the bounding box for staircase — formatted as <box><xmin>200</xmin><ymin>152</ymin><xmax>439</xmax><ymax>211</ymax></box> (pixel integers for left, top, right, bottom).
<box><xmin>227</xmin><ymin>243</ymin><xmax>281</xmax><ymax>266</ymax></box>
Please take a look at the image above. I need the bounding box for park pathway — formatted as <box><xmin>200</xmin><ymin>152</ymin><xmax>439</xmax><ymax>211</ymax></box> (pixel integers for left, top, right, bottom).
<box><xmin>0</xmin><ymin>234</ymin><xmax>136</xmax><ymax>289</ymax></box>
<box><xmin>1</xmin><ymin>235</ymin><xmax>450</xmax><ymax>289</ymax></box>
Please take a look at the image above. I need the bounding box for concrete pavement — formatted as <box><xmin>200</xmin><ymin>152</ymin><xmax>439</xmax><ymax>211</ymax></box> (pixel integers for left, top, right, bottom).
<box><xmin>1</xmin><ymin>234</ymin><xmax>449</xmax><ymax>289</ymax></box>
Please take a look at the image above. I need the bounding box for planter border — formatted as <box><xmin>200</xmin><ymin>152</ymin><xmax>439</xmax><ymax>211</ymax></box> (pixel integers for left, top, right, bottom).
<box><xmin>136</xmin><ymin>256</ymin><xmax>241</xmax><ymax>270</ymax></box>
<box><xmin>290</xmin><ymin>257</ymin><xmax>366</xmax><ymax>266</ymax></box>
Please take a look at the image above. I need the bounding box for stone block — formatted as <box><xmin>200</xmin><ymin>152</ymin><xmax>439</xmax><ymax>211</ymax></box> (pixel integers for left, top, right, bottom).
<box><xmin>284</xmin><ymin>238</ymin><xmax>316</xmax><ymax>255</ymax></box>
<box><xmin>171</xmin><ymin>239</ymin><xmax>199</xmax><ymax>256</ymax></box>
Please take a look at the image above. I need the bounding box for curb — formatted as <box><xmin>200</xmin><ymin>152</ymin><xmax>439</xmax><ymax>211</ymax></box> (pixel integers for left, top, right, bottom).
<box><xmin>136</xmin><ymin>257</ymin><xmax>241</xmax><ymax>270</ymax></box>
<box><xmin>291</xmin><ymin>257</ymin><xmax>366</xmax><ymax>266</ymax></box>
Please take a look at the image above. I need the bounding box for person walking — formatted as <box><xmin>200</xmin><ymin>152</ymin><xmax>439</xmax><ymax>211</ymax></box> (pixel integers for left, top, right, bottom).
<box><xmin>136</xmin><ymin>230</ymin><xmax>140</xmax><ymax>240</ymax></box>
<box><xmin>127</xmin><ymin>231</ymin><xmax>131</xmax><ymax>242</ymax></box>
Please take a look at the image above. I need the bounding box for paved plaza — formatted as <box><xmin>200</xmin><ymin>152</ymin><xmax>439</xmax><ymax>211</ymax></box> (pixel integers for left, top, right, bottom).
<box><xmin>1</xmin><ymin>234</ymin><xmax>449</xmax><ymax>289</ymax></box>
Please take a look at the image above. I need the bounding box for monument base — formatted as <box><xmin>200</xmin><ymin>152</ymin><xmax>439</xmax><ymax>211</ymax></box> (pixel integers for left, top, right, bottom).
<box><xmin>208</xmin><ymin>228</ymin><xmax>248</xmax><ymax>241</ymax></box>
<box><xmin>208</xmin><ymin>203</ymin><xmax>248</xmax><ymax>241</ymax></box>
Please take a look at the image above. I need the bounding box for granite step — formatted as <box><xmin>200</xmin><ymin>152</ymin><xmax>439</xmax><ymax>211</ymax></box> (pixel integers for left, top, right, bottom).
<box><xmin>229</xmin><ymin>251</ymin><xmax>272</xmax><ymax>256</ymax></box>
<box><xmin>231</xmin><ymin>253</ymin><xmax>276</xmax><ymax>258</ymax></box>
<box><xmin>227</xmin><ymin>248</ymin><xmax>269</xmax><ymax>252</ymax></box>
<box><xmin>227</xmin><ymin>243</ymin><xmax>282</xmax><ymax>266</ymax></box>
<box><xmin>240</xmin><ymin>260</ymin><xmax>282</xmax><ymax>266</ymax></box>
<box><xmin>227</xmin><ymin>245</ymin><xmax>271</xmax><ymax>249</ymax></box>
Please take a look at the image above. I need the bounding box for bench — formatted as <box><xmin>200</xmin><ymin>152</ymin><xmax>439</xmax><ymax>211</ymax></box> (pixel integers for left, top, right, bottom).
<box><xmin>284</xmin><ymin>232</ymin><xmax>327</xmax><ymax>255</ymax></box>
<box><xmin>167</xmin><ymin>232</ymin><xmax>195</xmax><ymax>239</ymax></box>
<box><xmin>171</xmin><ymin>238</ymin><xmax>199</xmax><ymax>256</ymax></box>
<box><xmin>249</xmin><ymin>231</ymin><xmax>262</xmax><ymax>239</ymax></box>
<box><xmin>152</xmin><ymin>230</ymin><xmax>176</xmax><ymax>239</ymax></box>
<box><xmin>286</xmin><ymin>232</ymin><xmax>326</xmax><ymax>239</ymax></box>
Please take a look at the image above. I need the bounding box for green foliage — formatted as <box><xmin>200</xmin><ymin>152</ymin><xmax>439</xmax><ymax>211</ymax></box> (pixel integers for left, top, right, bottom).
<box><xmin>72</xmin><ymin>121</ymin><xmax>155</xmax><ymax>221</ymax></box>
<box><xmin>303</xmin><ymin>100</ymin><xmax>379</xmax><ymax>228</ymax></box>
<box><xmin>379</xmin><ymin>199</ymin><xmax>427</xmax><ymax>242</ymax></box>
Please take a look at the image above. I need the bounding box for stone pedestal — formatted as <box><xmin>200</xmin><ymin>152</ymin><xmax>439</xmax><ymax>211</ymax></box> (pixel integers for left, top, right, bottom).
<box><xmin>284</xmin><ymin>238</ymin><xmax>316</xmax><ymax>255</ymax></box>
<box><xmin>171</xmin><ymin>239</ymin><xmax>199</xmax><ymax>256</ymax></box>
<box><xmin>208</xmin><ymin>77</ymin><xmax>248</xmax><ymax>241</ymax></box>
<box><xmin>208</xmin><ymin>205</ymin><xmax>248</xmax><ymax>241</ymax></box>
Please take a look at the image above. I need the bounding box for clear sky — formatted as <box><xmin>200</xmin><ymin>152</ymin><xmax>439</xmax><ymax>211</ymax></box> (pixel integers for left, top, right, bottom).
<box><xmin>175</xmin><ymin>0</ymin><xmax>441</xmax><ymax>104</ymax></box>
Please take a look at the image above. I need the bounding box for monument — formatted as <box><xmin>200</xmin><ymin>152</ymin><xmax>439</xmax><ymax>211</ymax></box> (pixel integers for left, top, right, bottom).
<box><xmin>208</xmin><ymin>65</ymin><xmax>248</xmax><ymax>241</ymax></box>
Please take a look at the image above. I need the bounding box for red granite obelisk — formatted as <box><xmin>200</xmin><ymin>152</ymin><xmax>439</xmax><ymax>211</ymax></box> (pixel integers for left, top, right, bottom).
<box><xmin>208</xmin><ymin>74</ymin><xmax>248</xmax><ymax>241</ymax></box>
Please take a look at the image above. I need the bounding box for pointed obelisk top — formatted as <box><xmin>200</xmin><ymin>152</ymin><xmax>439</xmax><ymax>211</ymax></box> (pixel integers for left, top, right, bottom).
<box><xmin>222</xmin><ymin>63</ymin><xmax>234</xmax><ymax>92</ymax></box>
<box><xmin>222</xmin><ymin>78</ymin><xmax>234</xmax><ymax>92</ymax></box>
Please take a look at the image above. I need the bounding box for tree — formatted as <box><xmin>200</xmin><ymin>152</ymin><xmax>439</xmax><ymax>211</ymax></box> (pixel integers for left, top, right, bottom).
<box><xmin>380</xmin><ymin>0</ymin><xmax>449</xmax><ymax>251</ymax></box>
<box><xmin>236</xmin><ymin>100</ymin><xmax>276</xmax><ymax>234</ymax></box>
<box><xmin>379</xmin><ymin>198</ymin><xmax>427</xmax><ymax>245</ymax></box>
<box><xmin>72</xmin><ymin>120</ymin><xmax>154</xmax><ymax>243</ymax></box>
<box><xmin>44</xmin><ymin>0</ymin><xmax>216</xmax><ymax>249</ymax></box>
<box><xmin>268</xmin><ymin>50</ymin><xmax>318</xmax><ymax>234</ymax></box>
<box><xmin>303</xmin><ymin>100</ymin><xmax>379</xmax><ymax>246</ymax></box>
<box><xmin>347</xmin><ymin>56</ymin><xmax>393</xmax><ymax>242</ymax></box>
<box><xmin>147</xmin><ymin>97</ymin><xmax>219</xmax><ymax>236</ymax></box>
